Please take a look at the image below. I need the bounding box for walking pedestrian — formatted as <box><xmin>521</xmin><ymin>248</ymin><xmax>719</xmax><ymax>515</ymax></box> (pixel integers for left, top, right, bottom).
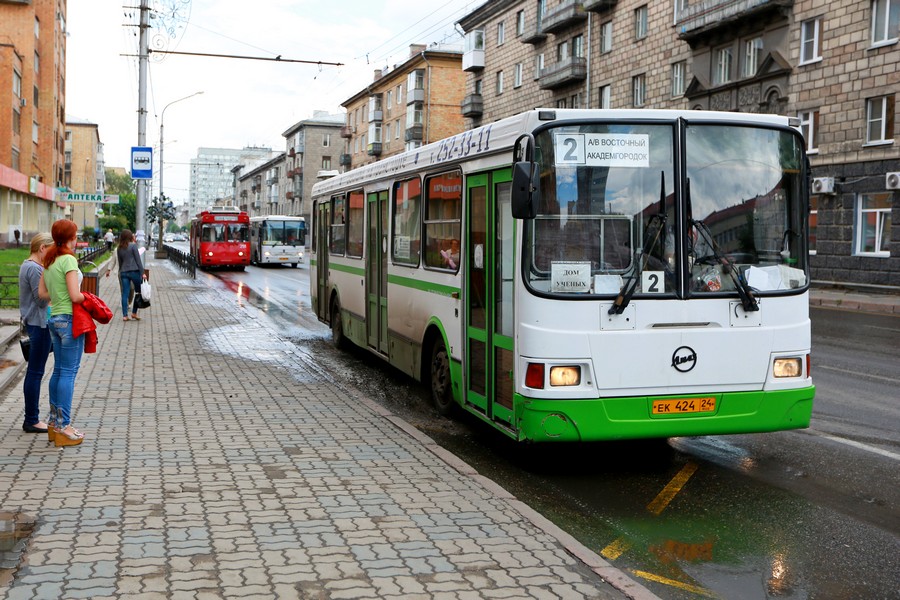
<box><xmin>104</xmin><ymin>229</ymin><xmax>147</xmax><ymax>321</ymax></box>
<box><xmin>104</xmin><ymin>228</ymin><xmax>115</xmax><ymax>252</ymax></box>
<box><xmin>38</xmin><ymin>220</ymin><xmax>87</xmax><ymax>447</ymax></box>
<box><xmin>18</xmin><ymin>232</ymin><xmax>53</xmax><ymax>434</ymax></box>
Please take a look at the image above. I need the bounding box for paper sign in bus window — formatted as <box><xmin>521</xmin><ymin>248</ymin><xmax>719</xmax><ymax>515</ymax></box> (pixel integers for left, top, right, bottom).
<box><xmin>551</xmin><ymin>262</ymin><xmax>591</xmax><ymax>293</ymax></box>
<box><xmin>395</xmin><ymin>236</ymin><xmax>410</xmax><ymax>259</ymax></box>
<box><xmin>555</xmin><ymin>134</ymin><xmax>650</xmax><ymax>167</ymax></box>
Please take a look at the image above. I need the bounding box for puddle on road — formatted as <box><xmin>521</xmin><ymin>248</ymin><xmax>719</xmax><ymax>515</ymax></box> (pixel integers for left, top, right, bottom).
<box><xmin>0</xmin><ymin>511</ymin><xmax>37</xmax><ymax>587</ymax></box>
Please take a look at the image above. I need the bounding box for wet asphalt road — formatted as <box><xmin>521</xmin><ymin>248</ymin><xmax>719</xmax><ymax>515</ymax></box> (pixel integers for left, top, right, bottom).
<box><xmin>203</xmin><ymin>261</ymin><xmax>899</xmax><ymax>600</ymax></box>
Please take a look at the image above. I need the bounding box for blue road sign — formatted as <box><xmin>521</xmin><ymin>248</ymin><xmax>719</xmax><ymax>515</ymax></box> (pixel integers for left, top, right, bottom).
<box><xmin>131</xmin><ymin>146</ymin><xmax>153</xmax><ymax>180</ymax></box>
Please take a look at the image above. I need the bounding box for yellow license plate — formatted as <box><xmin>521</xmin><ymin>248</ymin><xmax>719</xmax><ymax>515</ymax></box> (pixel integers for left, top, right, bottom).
<box><xmin>652</xmin><ymin>397</ymin><xmax>716</xmax><ymax>415</ymax></box>
<box><xmin>279</xmin><ymin>256</ymin><xmax>289</xmax><ymax>261</ymax></box>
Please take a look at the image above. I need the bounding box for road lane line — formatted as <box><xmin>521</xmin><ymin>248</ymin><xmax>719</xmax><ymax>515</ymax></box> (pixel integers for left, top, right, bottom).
<box><xmin>803</xmin><ymin>430</ymin><xmax>900</xmax><ymax>460</ymax></box>
<box><xmin>630</xmin><ymin>570</ymin><xmax>717</xmax><ymax>597</ymax></box>
<box><xmin>646</xmin><ymin>462</ymin><xmax>699</xmax><ymax>515</ymax></box>
<box><xmin>817</xmin><ymin>364</ymin><xmax>900</xmax><ymax>384</ymax></box>
<box><xmin>600</xmin><ymin>462</ymin><xmax>700</xmax><ymax>560</ymax></box>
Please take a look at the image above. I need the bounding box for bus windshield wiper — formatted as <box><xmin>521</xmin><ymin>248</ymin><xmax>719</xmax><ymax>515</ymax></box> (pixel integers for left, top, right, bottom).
<box><xmin>692</xmin><ymin>219</ymin><xmax>759</xmax><ymax>312</ymax></box>
<box><xmin>609</xmin><ymin>172</ymin><xmax>668</xmax><ymax>315</ymax></box>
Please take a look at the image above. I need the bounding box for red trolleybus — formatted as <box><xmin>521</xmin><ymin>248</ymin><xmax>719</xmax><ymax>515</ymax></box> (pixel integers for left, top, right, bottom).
<box><xmin>189</xmin><ymin>207</ymin><xmax>251</xmax><ymax>270</ymax></box>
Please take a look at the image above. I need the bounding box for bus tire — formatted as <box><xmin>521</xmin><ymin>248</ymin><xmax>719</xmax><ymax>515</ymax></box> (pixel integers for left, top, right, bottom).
<box><xmin>331</xmin><ymin>300</ymin><xmax>347</xmax><ymax>350</ymax></box>
<box><xmin>430</xmin><ymin>340</ymin><xmax>455</xmax><ymax>416</ymax></box>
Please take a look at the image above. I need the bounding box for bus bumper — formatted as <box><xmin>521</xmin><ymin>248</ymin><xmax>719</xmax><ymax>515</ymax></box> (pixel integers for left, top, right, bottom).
<box><xmin>515</xmin><ymin>387</ymin><xmax>815</xmax><ymax>442</ymax></box>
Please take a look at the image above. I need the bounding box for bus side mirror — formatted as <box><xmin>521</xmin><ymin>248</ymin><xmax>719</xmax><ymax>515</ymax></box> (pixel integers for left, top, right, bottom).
<box><xmin>511</xmin><ymin>161</ymin><xmax>540</xmax><ymax>220</ymax></box>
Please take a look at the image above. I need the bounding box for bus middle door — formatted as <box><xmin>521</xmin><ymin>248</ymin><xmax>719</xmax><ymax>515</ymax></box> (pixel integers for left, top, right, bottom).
<box><xmin>366</xmin><ymin>191</ymin><xmax>388</xmax><ymax>355</ymax></box>
<box><xmin>315</xmin><ymin>202</ymin><xmax>330</xmax><ymax>322</ymax></box>
<box><xmin>465</xmin><ymin>170</ymin><xmax>514</xmax><ymax>428</ymax></box>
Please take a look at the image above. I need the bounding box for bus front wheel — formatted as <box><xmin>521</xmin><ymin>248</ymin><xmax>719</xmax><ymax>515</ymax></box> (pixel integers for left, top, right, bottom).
<box><xmin>331</xmin><ymin>301</ymin><xmax>347</xmax><ymax>350</ymax></box>
<box><xmin>430</xmin><ymin>340</ymin><xmax>455</xmax><ymax>416</ymax></box>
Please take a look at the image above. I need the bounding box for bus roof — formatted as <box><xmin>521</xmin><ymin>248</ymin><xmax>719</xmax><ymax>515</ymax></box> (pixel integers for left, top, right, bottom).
<box><xmin>311</xmin><ymin>108</ymin><xmax>796</xmax><ymax>198</ymax></box>
<box><xmin>248</xmin><ymin>215</ymin><xmax>306</xmax><ymax>222</ymax></box>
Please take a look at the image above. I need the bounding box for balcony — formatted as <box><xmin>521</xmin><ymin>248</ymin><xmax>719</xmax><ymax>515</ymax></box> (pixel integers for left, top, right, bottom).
<box><xmin>340</xmin><ymin>125</ymin><xmax>353</xmax><ymax>138</ymax></box>
<box><xmin>407</xmin><ymin>88</ymin><xmax>425</xmax><ymax>104</ymax></box>
<box><xmin>520</xmin><ymin>23</ymin><xmax>547</xmax><ymax>44</ymax></box>
<box><xmin>367</xmin><ymin>142</ymin><xmax>383</xmax><ymax>156</ymax></box>
<box><xmin>339</xmin><ymin>154</ymin><xmax>352</xmax><ymax>166</ymax></box>
<box><xmin>538</xmin><ymin>56</ymin><xmax>587</xmax><ymax>90</ymax></box>
<box><xmin>288</xmin><ymin>148</ymin><xmax>295</xmax><ymax>157</ymax></box>
<box><xmin>405</xmin><ymin>124</ymin><xmax>424</xmax><ymax>142</ymax></box>
<box><xmin>461</xmin><ymin>94</ymin><xmax>483</xmax><ymax>118</ymax></box>
<box><xmin>463</xmin><ymin>48</ymin><xmax>484</xmax><ymax>71</ymax></box>
<box><xmin>583</xmin><ymin>0</ymin><xmax>616</xmax><ymax>12</ymax></box>
<box><xmin>370</xmin><ymin>110</ymin><xmax>383</xmax><ymax>123</ymax></box>
<box><xmin>677</xmin><ymin>0</ymin><xmax>792</xmax><ymax>44</ymax></box>
<box><xmin>541</xmin><ymin>0</ymin><xmax>587</xmax><ymax>35</ymax></box>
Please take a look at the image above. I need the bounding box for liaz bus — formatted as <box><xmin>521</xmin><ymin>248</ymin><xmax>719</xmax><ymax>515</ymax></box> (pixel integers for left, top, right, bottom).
<box><xmin>310</xmin><ymin>109</ymin><xmax>815</xmax><ymax>442</ymax></box>
<box><xmin>189</xmin><ymin>206</ymin><xmax>251</xmax><ymax>270</ymax></box>
<box><xmin>249</xmin><ymin>215</ymin><xmax>306</xmax><ymax>267</ymax></box>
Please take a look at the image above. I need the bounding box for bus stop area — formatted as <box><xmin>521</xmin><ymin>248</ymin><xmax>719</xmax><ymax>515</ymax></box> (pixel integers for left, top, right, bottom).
<box><xmin>0</xmin><ymin>257</ymin><xmax>651</xmax><ymax>599</ymax></box>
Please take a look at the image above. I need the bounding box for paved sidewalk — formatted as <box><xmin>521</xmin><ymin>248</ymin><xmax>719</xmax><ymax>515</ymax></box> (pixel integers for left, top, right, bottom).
<box><xmin>0</xmin><ymin>257</ymin><xmax>652</xmax><ymax>599</ymax></box>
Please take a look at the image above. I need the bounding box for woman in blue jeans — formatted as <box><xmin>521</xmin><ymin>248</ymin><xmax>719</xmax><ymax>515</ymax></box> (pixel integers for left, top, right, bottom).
<box><xmin>38</xmin><ymin>219</ymin><xmax>86</xmax><ymax>447</ymax></box>
<box><xmin>18</xmin><ymin>232</ymin><xmax>53</xmax><ymax>433</ymax></box>
<box><xmin>105</xmin><ymin>229</ymin><xmax>146</xmax><ymax>321</ymax></box>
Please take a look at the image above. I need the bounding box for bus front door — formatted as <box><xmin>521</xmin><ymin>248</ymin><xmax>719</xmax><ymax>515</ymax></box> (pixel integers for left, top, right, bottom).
<box><xmin>465</xmin><ymin>170</ymin><xmax>514</xmax><ymax>428</ymax></box>
<box><xmin>315</xmin><ymin>202</ymin><xmax>330</xmax><ymax>322</ymax></box>
<box><xmin>366</xmin><ymin>191</ymin><xmax>388</xmax><ymax>354</ymax></box>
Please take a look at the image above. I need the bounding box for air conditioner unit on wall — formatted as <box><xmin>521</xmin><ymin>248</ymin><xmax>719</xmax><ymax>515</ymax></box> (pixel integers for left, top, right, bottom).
<box><xmin>812</xmin><ymin>177</ymin><xmax>835</xmax><ymax>194</ymax></box>
<box><xmin>886</xmin><ymin>172</ymin><xmax>900</xmax><ymax>190</ymax></box>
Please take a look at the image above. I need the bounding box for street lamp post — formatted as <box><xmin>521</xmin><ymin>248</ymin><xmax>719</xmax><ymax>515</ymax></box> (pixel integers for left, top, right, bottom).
<box><xmin>157</xmin><ymin>90</ymin><xmax>203</xmax><ymax>257</ymax></box>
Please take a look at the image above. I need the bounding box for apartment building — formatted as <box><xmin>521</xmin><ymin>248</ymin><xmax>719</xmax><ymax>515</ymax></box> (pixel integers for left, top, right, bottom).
<box><xmin>234</xmin><ymin>154</ymin><xmax>286</xmax><ymax>218</ymax></box>
<box><xmin>282</xmin><ymin>111</ymin><xmax>344</xmax><ymax>222</ymax></box>
<box><xmin>188</xmin><ymin>146</ymin><xmax>274</xmax><ymax>216</ymax></box>
<box><xmin>458</xmin><ymin>0</ymin><xmax>899</xmax><ymax>289</ymax></box>
<box><xmin>63</xmin><ymin>117</ymin><xmax>105</xmax><ymax>235</ymax></box>
<box><xmin>339</xmin><ymin>44</ymin><xmax>466</xmax><ymax>171</ymax></box>
<box><xmin>0</xmin><ymin>0</ymin><xmax>67</xmax><ymax>242</ymax></box>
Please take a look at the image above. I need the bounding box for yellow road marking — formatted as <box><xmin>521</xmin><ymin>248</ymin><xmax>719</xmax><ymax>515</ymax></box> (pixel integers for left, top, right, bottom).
<box><xmin>600</xmin><ymin>536</ymin><xmax>631</xmax><ymax>560</ymax></box>
<box><xmin>631</xmin><ymin>569</ymin><xmax>718</xmax><ymax>598</ymax></box>
<box><xmin>647</xmin><ymin>461</ymin><xmax>698</xmax><ymax>515</ymax></box>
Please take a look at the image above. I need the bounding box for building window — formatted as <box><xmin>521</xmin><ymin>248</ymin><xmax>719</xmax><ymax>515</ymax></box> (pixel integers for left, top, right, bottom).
<box><xmin>395</xmin><ymin>119</ymin><xmax>401</xmax><ymax>139</ymax></box>
<box><xmin>557</xmin><ymin>98</ymin><xmax>568</xmax><ymax>109</ymax></box>
<box><xmin>675</xmin><ymin>0</ymin><xmax>690</xmax><ymax>21</ymax></box>
<box><xmin>866</xmin><ymin>95</ymin><xmax>895</xmax><ymax>143</ymax></box>
<box><xmin>386</xmin><ymin>90</ymin><xmax>392</xmax><ymax>115</ymax></box>
<box><xmin>800</xmin><ymin>18</ymin><xmax>822</xmax><ymax>64</ymax></box>
<box><xmin>573</xmin><ymin>34</ymin><xmax>584</xmax><ymax>57</ymax></box>
<box><xmin>497</xmin><ymin>71</ymin><xmax>504</xmax><ymax>95</ymax></box>
<box><xmin>871</xmin><ymin>0</ymin><xmax>900</xmax><ymax>46</ymax></box>
<box><xmin>854</xmin><ymin>193</ymin><xmax>892</xmax><ymax>256</ymax></box>
<box><xmin>12</xmin><ymin>109</ymin><xmax>20</xmax><ymax>135</ymax></box>
<box><xmin>34</xmin><ymin>16</ymin><xmax>39</xmax><ymax>37</ymax></box>
<box><xmin>322</xmin><ymin>156</ymin><xmax>332</xmax><ymax>170</ymax></box>
<box><xmin>632</xmin><ymin>74</ymin><xmax>646</xmax><ymax>107</ymax></box>
<box><xmin>407</xmin><ymin>102</ymin><xmax>423</xmax><ymax>127</ymax></box>
<box><xmin>516</xmin><ymin>10</ymin><xmax>525</xmax><ymax>36</ymax></box>
<box><xmin>672</xmin><ymin>61</ymin><xmax>686</xmax><ymax>96</ymax></box>
<box><xmin>557</xmin><ymin>40</ymin><xmax>569</xmax><ymax>61</ymax></box>
<box><xmin>323</xmin><ymin>133</ymin><xmax>331</xmax><ymax>147</ymax></box>
<box><xmin>392</xmin><ymin>177</ymin><xmax>422</xmax><ymax>266</ymax></box>
<box><xmin>407</xmin><ymin>69</ymin><xmax>424</xmax><ymax>93</ymax></box>
<box><xmin>474</xmin><ymin>79</ymin><xmax>482</xmax><ymax>94</ymax></box>
<box><xmin>600</xmin><ymin>20</ymin><xmax>612</xmax><ymax>53</ymax></box>
<box><xmin>534</xmin><ymin>54</ymin><xmax>544</xmax><ymax>80</ymax></box>
<box><xmin>808</xmin><ymin>196</ymin><xmax>818</xmax><ymax>255</ymax></box>
<box><xmin>635</xmin><ymin>5</ymin><xmax>648</xmax><ymax>40</ymax></box>
<box><xmin>514</xmin><ymin>63</ymin><xmax>523</xmax><ymax>88</ymax></box>
<box><xmin>497</xmin><ymin>20</ymin><xmax>505</xmax><ymax>45</ymax></box>
<box><xmin>571</xmin><ymin>92</ymin><xmax>583</xmax><ymax>109</ymax></box>
<box><xmin>13</xmin><ymin>70</ymin><xmax>21</xmax><ymax>98</ymax></box>
<box><xmin>34</xmin><ymin>51</ymin><xmax>39</xmax><ymax>73</ymax></box>
<box><xmin>33</xmin><ymin>121</ymin><xmax>39</xmax><ymax>143</ymax></box>
<box><xmin>799</xmin><ymin>110</ymin><xmax>820</xmax><ymax>152</ymax></box>
<box><xmin>742</xmin><ymin>37</ymin><xmax>763</xmax><ymax>77</ymax></box>
<box><xmin>714</xmin><ymin>46</ymin><xmax>733</xmax><ymax>85</ymax></box>
<box><xmin>396</xmin><ymin>84</ymin><xmax>402</xmax><ymax>105</ymax></box>
<box><xmin>599</xmin><ymin>85</ymin><xmax>611</xmax><ymax>109</ymax></box>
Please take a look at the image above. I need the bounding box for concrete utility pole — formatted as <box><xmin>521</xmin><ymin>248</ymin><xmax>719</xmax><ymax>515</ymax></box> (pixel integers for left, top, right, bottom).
<box><xmin>136</xmin><ymin>0</ymin><xmax>150</xmax><ymax>243</ymax></box>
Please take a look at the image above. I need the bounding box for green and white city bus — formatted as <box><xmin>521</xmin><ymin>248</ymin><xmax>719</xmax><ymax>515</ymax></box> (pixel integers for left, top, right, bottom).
<box><xmin>310</xmin><ymin>109</ymin><xmax>815</xmax><ymax>442</ymax></box>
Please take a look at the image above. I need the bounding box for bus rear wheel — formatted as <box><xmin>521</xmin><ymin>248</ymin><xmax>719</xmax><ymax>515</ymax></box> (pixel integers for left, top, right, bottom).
<box><xmin>430</xmin><ymin>340</ymin><xmax>455</xmax><ymax>416</ymax></box>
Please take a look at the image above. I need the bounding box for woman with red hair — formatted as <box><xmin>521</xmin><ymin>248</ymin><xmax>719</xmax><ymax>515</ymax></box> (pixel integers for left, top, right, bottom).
<box><xmin>38</xmin><ymin>219</ymin><xmax>87</xmax><ymax>447</ymax></box>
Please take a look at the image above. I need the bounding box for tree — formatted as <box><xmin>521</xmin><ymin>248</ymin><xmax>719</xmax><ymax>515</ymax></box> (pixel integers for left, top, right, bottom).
<box><xmin>148</xmin><ymin>194</ymin><xmax>176</xmax><ymax>249</ymax></box>
<box><xmin>103</xmin><ymin>169</ymin><xmax>137</xmax><ymax>231</ymax></box>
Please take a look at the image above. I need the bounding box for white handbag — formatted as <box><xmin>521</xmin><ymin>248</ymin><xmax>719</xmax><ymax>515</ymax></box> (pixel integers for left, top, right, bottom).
<box><xmin>140</xmin><ymin>280</ymin><xmax>152</xmax><ymax>301</ymax></box>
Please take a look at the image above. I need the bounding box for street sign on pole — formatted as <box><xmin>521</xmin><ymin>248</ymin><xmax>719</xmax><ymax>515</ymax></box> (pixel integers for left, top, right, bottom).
<box><xmin>131</xmin><ymin>146</ymin><xmax>153</xmax><ymax>180</ymax></box>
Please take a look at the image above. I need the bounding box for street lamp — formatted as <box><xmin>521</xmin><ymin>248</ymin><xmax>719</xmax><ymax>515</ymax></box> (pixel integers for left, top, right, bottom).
<box><xmin>157</xmin><ymin>90</ymin><xmax>203</xmax><ymax>256</ymax></box>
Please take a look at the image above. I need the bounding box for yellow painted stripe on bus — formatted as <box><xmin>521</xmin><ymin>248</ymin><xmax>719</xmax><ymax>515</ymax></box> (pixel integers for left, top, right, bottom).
<box><xmin>600</xmin><ymin>537</ymin><xmax>631</xmax><ymax>560</ymax></box>
<box><xmin>630</xmin><ymin>570</ymin><xmax>717</xmax><ymax>597</ymax></box>
<box><xmin>646</xmin><ymin>462</ymin><xmax>698</xmax><ymax>516</ymax></box>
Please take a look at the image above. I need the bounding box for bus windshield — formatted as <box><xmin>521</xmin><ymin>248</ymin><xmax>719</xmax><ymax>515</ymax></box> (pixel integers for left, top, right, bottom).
<box><xmin>202</xmin><ymin>223</ymin><xmax>249</xmax><ymax>242</ymax></box>
<box><xmin>522</xmin><ymin>121</ymin><xmax>807</xmax><ymax>297</ymax></box>
<box><xmin>262</xmin><ymin>220</ymin><xmax>305</xmax><ymax>246</ymax></box>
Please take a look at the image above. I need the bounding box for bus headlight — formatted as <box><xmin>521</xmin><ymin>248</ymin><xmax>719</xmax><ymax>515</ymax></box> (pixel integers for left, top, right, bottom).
<box><xmin>207</xmin><ymin>251</ymin><xmax>213</xmax><ymax>257</ymax></box>
<box><xmin>264</xmin><ymin>251</ymin><xmax>271</xmax><ymax>257</ymax></box>
<box><xmin>773</xmin><ymin>357</ymin><xmax>802</xmax><ymax>378</ymax></box>
<box><xmin>238</xmin><ymin>251</ymin><xmax>244</xmax><ymax>256</ymax></box>
<box><xmin>549</xmin><ymin>366</ymin><xmax>581</xmax><ymax>386</ymax></box>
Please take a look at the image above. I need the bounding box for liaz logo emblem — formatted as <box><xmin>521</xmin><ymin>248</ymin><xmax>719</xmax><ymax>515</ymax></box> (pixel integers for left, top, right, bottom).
<box><xmin>671</xmin><ymin>346</ymin><xmax>697</xmax><ymax>372</ymax></box>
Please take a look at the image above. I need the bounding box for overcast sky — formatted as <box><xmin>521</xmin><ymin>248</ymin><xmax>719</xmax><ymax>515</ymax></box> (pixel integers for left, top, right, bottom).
<box><xmin>65</xmin><ymin>0</ymin><xmax>478</xmax><ymax>202</ymax></box>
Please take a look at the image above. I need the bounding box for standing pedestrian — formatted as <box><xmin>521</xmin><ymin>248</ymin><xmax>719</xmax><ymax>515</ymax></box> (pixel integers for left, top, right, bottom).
<box><xmin>104</xmin><ymin>229</ymin><xmax>147</xmax><ymax>321</ymax></box>
<box><xmin>18</xmin><ymin>232</ymin><xmax>53</xmax><ymax>434</ymax></box>
<box><xmin>104</xmin><ymin>229</ymin><xmax>115</xmax><ymax>252</ymax></box>
<box><xmin>38</xmin><ymin>220</ymin><xmax>87</xmax><ymax>447</ymax></box>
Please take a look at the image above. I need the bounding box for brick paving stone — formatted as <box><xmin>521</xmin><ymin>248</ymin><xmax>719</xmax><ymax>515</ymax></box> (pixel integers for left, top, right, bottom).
<box><xmin>0</xmin><ymin>258</ymin><xmax>642</xmax><ymax>600</ymax></box>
